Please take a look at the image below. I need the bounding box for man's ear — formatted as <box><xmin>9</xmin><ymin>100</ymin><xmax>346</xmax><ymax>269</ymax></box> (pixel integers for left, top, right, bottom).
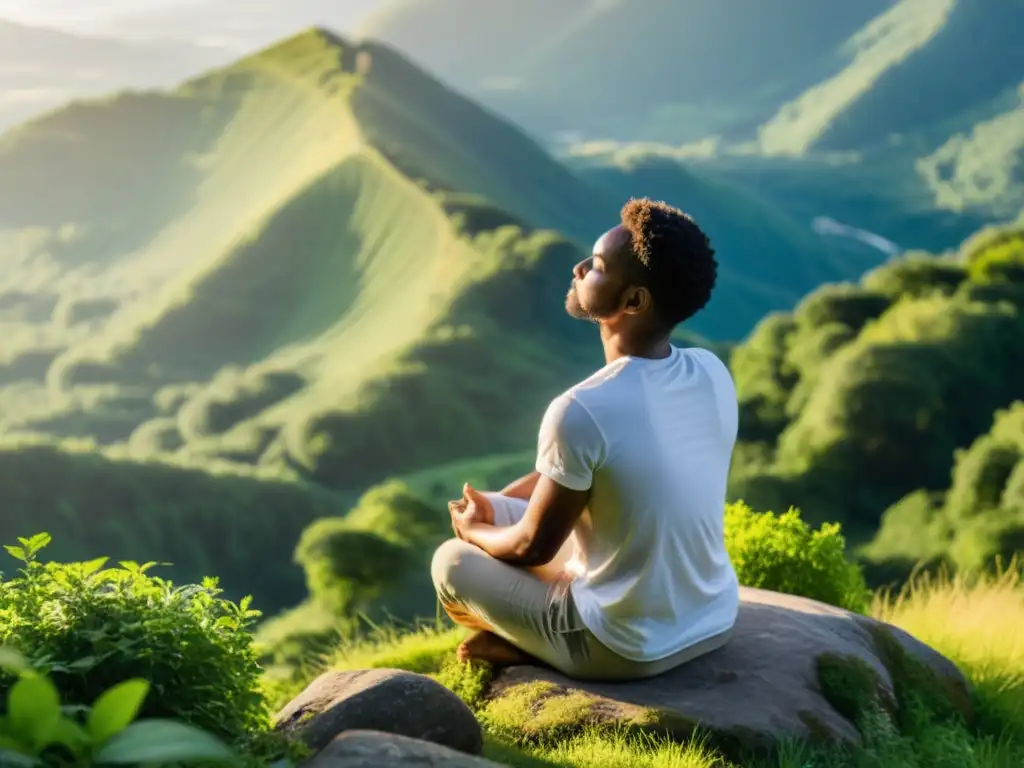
<box><xmin>622</xmin><ymin>286</ymin><xmax>652</xmax><ymax>315</ymax></box>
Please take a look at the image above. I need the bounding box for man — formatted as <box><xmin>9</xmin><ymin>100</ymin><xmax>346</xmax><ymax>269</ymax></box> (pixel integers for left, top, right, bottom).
<box><xmin>431</xmin><ymin>198</ymin><xmax>739</xmax><ymax>680</ymax></box>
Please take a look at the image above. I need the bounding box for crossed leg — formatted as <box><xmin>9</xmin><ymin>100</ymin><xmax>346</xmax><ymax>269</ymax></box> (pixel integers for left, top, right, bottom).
<box><xmin>432</xmin><ymin>492</ymin><xmax>580</xmax><ymax>667</ymax></box>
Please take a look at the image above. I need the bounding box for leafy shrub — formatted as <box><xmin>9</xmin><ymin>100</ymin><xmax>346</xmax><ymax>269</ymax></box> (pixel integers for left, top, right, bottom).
<box><xmin>0</xmin><ymin>645</ymin><xmax>238</xmax><ymax>766</ymax></box>
<box><xmin>294</xmin><ymin>480</ymin><xmax>449</xmax><ymax>619</ymax></box>
<box><xmin>724</xmin><ymin>501</ymin><xmax>871</xmax><ymax>612</ymax></box>
<box><xmin>0</xmin><ymin>533</ymin><xmax>269</xmax><ymax>745</ymax></box>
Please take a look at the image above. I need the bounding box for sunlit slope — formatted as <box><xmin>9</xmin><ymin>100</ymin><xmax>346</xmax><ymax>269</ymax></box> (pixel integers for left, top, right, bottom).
<box><xmin>916</xmin><ymin>83</ymin><xmax>1024</xmax><ymax>221</ymax></box>
<box><xmin>757</xmin><ymin>0</ymin><xmax>1024</xmax><ymax>155</ymax></box>
<box><xmin>347</xmin><ymin>36</ymin><xmax>613</xmax><ymax>242</ymax></box>
<box><xmin>0</xmin><ymin>28</ymin><xmax>605</xmax><ymax>490</ymax></box>
<box><xmin>362</xmin><ymin>0</ymin><xmax>1022</xmax><ymax>156</ymax></box>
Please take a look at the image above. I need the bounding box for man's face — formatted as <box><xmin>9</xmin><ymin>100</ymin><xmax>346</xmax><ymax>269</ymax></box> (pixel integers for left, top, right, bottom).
<box><xmin>565</xmin><ymin>226</ymin><xmax>633</xmax><ymax>322</ymax></box>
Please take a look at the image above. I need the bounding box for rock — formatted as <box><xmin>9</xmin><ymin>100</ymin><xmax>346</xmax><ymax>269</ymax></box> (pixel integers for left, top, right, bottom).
<box><xmin>274</xmin><ymin>668</ymin><xmax>483</xmax><ymax>755</ymax></box>
<box><xmin>483</xmin><ymin>587</ymin><xmax>971</xmax><ymax>756</ymax></box>
<box><xmin>303</xmin><ymin>730</ymin><xmax>503</xmax><ymax>767</ymax></box>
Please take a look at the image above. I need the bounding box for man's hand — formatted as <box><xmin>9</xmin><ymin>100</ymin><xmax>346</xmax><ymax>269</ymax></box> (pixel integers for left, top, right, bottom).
<box><xmin>448</xmin><ymin>483</ymin><xmax>494</xmax><ymax>540</ymax></box>
<box><xmin>457</xmin><ymin>475</ymin><xmax>589</xmax><ymax>567</ymax></box>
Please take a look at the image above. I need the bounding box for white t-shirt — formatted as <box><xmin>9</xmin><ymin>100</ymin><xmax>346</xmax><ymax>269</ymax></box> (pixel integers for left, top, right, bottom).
<box><xmin>535</xmin><ymin>344</ymin><xmax>740</xmax><ymax>662</ymax></box>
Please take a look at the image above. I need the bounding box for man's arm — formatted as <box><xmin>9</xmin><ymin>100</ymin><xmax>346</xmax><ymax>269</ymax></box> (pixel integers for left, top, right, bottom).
<box><xmin>462</xmin><ymin>476</ymin><xmax>588</xmax><ymax>566</ymax></box>
<box><xmin>463</xmin><ymin>394</ymin><xmax>604</xmax><ymax>567</ymax></box>
<box><xmin>499</xmin><ymin>470</ymin><xmax>541</xmax><ymax>501</ymax></box>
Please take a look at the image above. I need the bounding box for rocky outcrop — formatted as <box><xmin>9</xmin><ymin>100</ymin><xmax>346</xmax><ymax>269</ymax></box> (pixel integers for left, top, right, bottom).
<box><xmin>480</xmin><ymin>587</ymin><xmax>971</xmax><ymax>755</ymax></box>
<box><xmin>273</xmin><ymin>588</ymin><xmax>970</xmax><ymax>764</ymax></box>
<box><xmin>302</xmin><ymin>730</ymin><xmax>504</xmax><ymax>767</ymax></box>
<box><xmin>274</xmin><ymin>668</ymin><xmax>483</xmax><ymax>755</ymax></box>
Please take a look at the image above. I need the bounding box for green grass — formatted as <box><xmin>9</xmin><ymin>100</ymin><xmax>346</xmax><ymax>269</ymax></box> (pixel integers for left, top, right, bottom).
<box><xmin>259</xmin><ymin>566</ymin><xmax>1024</xmax><ymax>768</ymax></box>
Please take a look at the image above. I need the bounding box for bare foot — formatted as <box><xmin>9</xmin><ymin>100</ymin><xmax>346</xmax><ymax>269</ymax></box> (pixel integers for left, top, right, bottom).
<box><xmin>457</xmin><ymin>631</ymin><xmax>534</xmax><ymax>667</ymax></box>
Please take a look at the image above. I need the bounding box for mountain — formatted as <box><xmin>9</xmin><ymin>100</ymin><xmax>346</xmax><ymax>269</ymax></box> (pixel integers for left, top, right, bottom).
<box><xmin>0</xmin><ymin>19</ymin><xmax>230</xmax><ymax>133</ymax></box>
<box><xmin>359</xmin><ymin>0</ymin><xmax>1024</xmax><ymax>248</ymax></box>
<box><xmin>0</xmin><ymin>24</ymin><xmax>878</xmax><ymax>473</ymax></box>
<box><xmin>0</xmin><ymin>27</ymin><xmax>606</xmax><ymax>489</ymax></box>
<box><xmin>359</xmin><ymin>0</ymin><xmax>1022</xmax><ymax>152</ymax></box>
<box><xmin>0</xmin><ymin>27</ymin><xmax>905</xmax><ymax>609</ymax></box>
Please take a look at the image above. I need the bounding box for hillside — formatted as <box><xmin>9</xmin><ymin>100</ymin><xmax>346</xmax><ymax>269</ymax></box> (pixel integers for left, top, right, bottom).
<box><xmin>361</xmin><ymin>0</ymin><xmax>1024</xmax><ymax>249</ymax></box>
<box><xmin>0</xmin><ymin>433</ymin><xmax>349</xmax><ymax>613</ymax></box>
<box><xmin>357</xmin><ymin>0</ymin><xmax>894</xmax><ymax>144</ymax></box>
<box><xmin>726</xmin><ymin>216</ymin><xmax>1024</xmax><ymax>583</ymax></box>
<box><xmin>0</xmin><ymin>24</ymin><xmax>877</xmax><ymax>471</ymax></box>
<box><xmin>359</xmin><ymin>0</ymin><xmax>1022</xmax><ymax>150</ymax></box>
<box><xmin>576</xmin><ymin>156</ymin><xmax>888</xmax><ymax>334</ymax></box>
<box><xmin>0</xmin><ymin>27</ymin><xmax>615</xmax><ymax>489</ymax></box>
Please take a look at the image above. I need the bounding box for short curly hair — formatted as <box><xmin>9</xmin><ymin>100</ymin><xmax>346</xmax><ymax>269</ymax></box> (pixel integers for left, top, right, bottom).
<box><xmin>620</xmin><ymin>197</ymin><xmax>717</xmax><ymax>328</ymax></box>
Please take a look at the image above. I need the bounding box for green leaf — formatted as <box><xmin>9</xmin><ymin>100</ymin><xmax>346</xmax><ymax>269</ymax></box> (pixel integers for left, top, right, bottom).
<box><xmin>79</xmin><ymin>557</ymin><xmax>109</xmax><ymax>578</ymax></box>
<box><xmin>94</xmin><ymin>719</ymin><xmax>238</xmax><ymax>765</ymax></box>
<box><xmin>3</xmin><ymin>546</ymin><xmax>26</xmax><ymax>562</ymax></box>
<box><xmin>46</xmin><ymin>717</ymin><xmax>91</xmax><ymax>753</ymax></box>
<box><xmin>87</xmin><ymin>679</ymin><xmax>150</xmax><ymax>744</ymax></box>
<box><xmin>7</xmin><ymin>675</ymin><xmax>62</xmax><ymax>748</ymax></box>
<box><xmin>0</xmin><ymin>647</ymin><xmax>30</xmax><ymax>675</ymax></box>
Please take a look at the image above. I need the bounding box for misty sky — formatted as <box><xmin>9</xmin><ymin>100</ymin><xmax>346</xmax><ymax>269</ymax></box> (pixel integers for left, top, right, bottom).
<box><xmin>0</xmin><ymin>0</ymin><xmax>382</xmax><ymax>51</ymax></box>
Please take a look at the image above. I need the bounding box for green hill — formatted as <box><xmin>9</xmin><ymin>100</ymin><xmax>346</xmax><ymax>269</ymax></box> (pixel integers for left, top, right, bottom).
<box><xmin>357</xmin><ymin>0</ymin><xmax>894</xmax><ymax>144</ymax></box>
<box><xmin>0</xmin><ymin>26</ymin><xmax>874</xmax><ymax>474</ymax></box>
<box><xmin>359</xmin><ymin>0</ymin><xmax>1022</xmax><ymax>152</ymax></box>
<box><xmin>0</xmin><ymin>433</ymin><xmax>349</xmax><ymax>612</ymax></box>
<box><xmin>0</xmin><ymin>28</ymin><xmax>610</xmax><ymax>489</ymax></box>
<box><xmin>726</xmin><ymin>215</ymin><xmax>1024</xmax><ymax>582</ymax></box>
<box><xmin>0</xmin><ymin>25</ymin><xmax>923</xmax><ymax>616</ymax></box>
<box><xmin>361</xmin><ymin>0</ymin><xmax>1024</xmax><ymax>249</ymax></box>
<box><xmin>576</xmin><ymin>156</ymin><xmax>888</xmax><ymax>335</ymax></box>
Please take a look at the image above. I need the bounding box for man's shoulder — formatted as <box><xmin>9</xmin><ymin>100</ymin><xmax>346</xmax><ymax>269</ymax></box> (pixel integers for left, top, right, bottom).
<box><xmin>563</xmin><ymin>357</ymin><xmax>634</xmax><ymax>405</ymax></box>
<box><xmin>684</xmin><ymin>346</ymin><xmax>736</xmax><ymax>392</ymax></box>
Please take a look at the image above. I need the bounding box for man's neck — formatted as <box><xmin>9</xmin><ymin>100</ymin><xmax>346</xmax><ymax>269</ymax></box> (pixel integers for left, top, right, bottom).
<box><xmin>599</xmin><ymin>324</ymin><xmax>673</xmax><ymax>365</ymax></box>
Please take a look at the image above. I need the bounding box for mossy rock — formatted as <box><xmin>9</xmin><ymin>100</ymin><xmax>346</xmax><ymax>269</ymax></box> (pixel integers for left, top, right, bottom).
<box><xmin>481</xmin><ymin>587</ymin><xmax>972</xmax><ymax>757</ymax></box>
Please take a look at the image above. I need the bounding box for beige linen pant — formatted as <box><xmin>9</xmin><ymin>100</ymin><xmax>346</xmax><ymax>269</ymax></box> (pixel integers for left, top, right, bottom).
<box><xmin>431</xmin><ymin>492</ymin><xmax>731</xmax><ymax>680</ymax></box>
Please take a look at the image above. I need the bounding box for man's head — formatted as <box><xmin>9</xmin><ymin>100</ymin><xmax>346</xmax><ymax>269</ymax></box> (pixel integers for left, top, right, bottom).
<box><xmin>565</xmin><ymin>198</ymin><xmax>717</xmax><ymax>334</ymax></box>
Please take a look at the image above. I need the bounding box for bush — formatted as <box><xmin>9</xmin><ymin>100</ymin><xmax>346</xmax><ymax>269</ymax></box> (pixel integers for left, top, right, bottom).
<box><xmin>0</xmin><ymin>645</ymin><xmax>239</xmax><ymax>767</ymax></box>
<box><xmin>724</xmin><ymin>501</ymin><xmax>872</xmax><ymax>613</ymax></box>
<box><xmin>0</xmin><ymin>533</ymin><xmax>269</xmax><ymax>745</ymax></box>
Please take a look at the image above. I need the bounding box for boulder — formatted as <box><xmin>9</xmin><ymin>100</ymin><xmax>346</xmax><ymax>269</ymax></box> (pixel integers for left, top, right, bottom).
<box><xmin>302</xmin><ymin>730</ymin><xmax>504</xmax><ymax>767</ymax></box>
<box><xmin>274</xmin><ymin>668</ymin><xmax>483</xmax><ymax>755</ymax></box>
<box><xmin>482</xmin><ymin>587</ymin><xmax>970</xmax><ymax>756</ymax></box>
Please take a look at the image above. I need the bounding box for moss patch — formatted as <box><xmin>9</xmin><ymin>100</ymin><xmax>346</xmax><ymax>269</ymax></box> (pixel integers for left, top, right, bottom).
<box><xmin>479</xmin><ymin>682</ymin><xmax>601</xmax><ymax>746</ymax></box>
<box><xmin>867</xmin><ymin>624</ymin><xmax>974</xmax><ymax>731</ymax></box>
<box><xmin>816</xmin><ymin>651</ymin><xmax>894</xmax><ymax>726</ymax></box>
<box><xmin>626</xmin><ymin>707</ymin><xmax>774</xmax><ymax>764</ymax></box>
<box><xmin>432</xmin><ymin>657</ymin><xmax>495</xmax><ymax>710</ymax></box>
<box><xmin>797</xmin><ymin>709</ymin><xmax>837</xmax><ymax>746</ymax></box>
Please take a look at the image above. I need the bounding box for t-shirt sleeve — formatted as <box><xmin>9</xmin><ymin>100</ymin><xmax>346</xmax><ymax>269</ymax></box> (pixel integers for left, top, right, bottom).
<box><xmin>535</xmin><ymin>394</ymin><xmax>606</xmax><ymax>491</ymax></box>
